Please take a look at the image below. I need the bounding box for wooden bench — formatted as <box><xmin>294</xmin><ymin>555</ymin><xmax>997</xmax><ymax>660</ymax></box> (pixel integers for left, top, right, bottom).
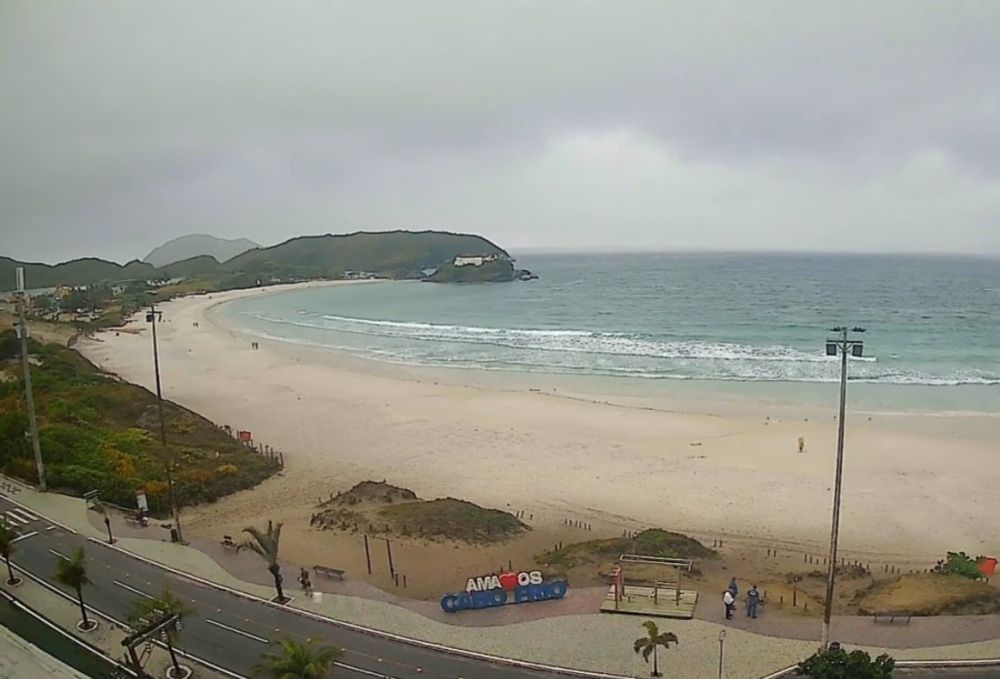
<box><xmin>221</xmin><ymin>535</ymin><xmax>237</xmax><ymax>550</ymax></box>
<box><xmin>313</xmin><ymin>565</ymin><xmax>345</xmax><ymax>581</ymax></box>
<box><xmin>873</xmin><ymin>611</ymin><xmax>911</xmax><ymax>624</ymax></box>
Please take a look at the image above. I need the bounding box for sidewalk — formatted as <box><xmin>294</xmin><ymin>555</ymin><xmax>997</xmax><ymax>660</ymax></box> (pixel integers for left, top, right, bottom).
<box><xmin>5</xmin><ymin>478</ymin><xmax>1000</xmax><ymax>679</ymax></box>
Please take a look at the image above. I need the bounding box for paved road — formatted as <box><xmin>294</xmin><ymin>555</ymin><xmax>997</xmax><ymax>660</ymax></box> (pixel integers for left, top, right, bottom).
<box><xmin>0</xmin><ymin>496</ymin><xmax>606</xmax><ymax>679</ymax></box>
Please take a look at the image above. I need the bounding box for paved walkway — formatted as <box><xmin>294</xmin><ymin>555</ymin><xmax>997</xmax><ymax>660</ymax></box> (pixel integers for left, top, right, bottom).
<box><xmin>5</xmin><ymin>477</ymin><xmax>1000</xmax><ymax>679</ymax></box>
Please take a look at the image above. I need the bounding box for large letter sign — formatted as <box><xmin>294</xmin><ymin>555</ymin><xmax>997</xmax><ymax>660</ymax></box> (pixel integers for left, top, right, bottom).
<box><xmin>440</xmin><ymin>570</ymin><xmax>568</xmax><ymax>613</ymax></box>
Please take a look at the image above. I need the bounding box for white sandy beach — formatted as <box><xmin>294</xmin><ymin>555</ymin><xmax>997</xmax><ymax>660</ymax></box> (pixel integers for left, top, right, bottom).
<box><xmin>77</xmin><ymin>282</ymin><xmax>1000</xmax><ymax>561</ymax></box>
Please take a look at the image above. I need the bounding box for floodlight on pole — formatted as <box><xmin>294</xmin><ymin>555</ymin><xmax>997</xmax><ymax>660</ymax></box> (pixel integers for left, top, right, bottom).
<box><xmin>820</xmin><ymin>325</ymin><xmax>865</xmax><ymax>650</ymax></box>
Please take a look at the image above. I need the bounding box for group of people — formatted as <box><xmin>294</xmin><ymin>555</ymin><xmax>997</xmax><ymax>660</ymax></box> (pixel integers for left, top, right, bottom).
<box><xmin>723</xmin><ymin>577</ymin><xmax>760</xmax><ymax>620</ymax></box>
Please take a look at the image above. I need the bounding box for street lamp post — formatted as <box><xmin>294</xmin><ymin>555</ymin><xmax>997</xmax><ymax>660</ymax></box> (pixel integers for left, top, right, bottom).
<box><xmin>13</xmin><ymin>268</ymin><xmax>46</xmax><ymax>491</ymax></box>
<box><xmin>820</xmin><ymin>326</ymin><xmax>865</xmax><ymax>649</ymax></box>
<box><xmin>717</xmin><ymin>629</ymin><xmax>726</xmax><ymax>679</ymax></box>
<box><xmin>147</xmin><ymin>304</ymin><xmax>183</xmax><ymax>543</ymax></box>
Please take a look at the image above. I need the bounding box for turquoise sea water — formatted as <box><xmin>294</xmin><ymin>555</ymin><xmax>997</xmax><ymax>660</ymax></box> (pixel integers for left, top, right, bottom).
<box><xmin>218</xmin><ymin>253</ymin><xmax>1000</xmax><ymax>415</ymax></box>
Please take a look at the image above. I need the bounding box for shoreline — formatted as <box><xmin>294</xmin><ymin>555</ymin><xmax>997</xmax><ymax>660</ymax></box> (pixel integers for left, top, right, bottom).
<box><xmin>77</xmin><ymin>283</ymin><xmax>1000</xmax><ymax>562</ymax></box>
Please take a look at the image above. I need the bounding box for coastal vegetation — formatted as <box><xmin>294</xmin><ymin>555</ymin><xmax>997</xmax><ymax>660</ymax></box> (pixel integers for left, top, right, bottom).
<box><xmin>797</xmin><ymin>646</ymin><xmax>894</xmax><ymax>679</ymax></box>
<box><xmin>932</xmin><ymin>551</ymin><xmax>986</xmax><ymax>579</ymax></box>
<box><xmin>254</xmin><ymin>638</ymin><xmax>343</xmax><ymax>679</ymax></box>
<box><xmin>536</xmin><ymin>529</ymin><xmax>717</xmax><ymax>576</ymax></box>
<box><xmin>0</xmin><ymin>518</ymin><xmax>21</xmax><ymax>585</ymax></box>
<box><xmin>854</xmin><ymin>573</ymin><xmax>1000</xmax><ymax>616</ymax></box>
<box><xmin>424</xmin><ymin>257</ymin><xmax>517</xmax><ymax>283</ymax></box>
<box><xmin>53</xmin><ymin>547</ymin><xmax>95</xmax><ymax>631</ymax></box>
<box><xmin>632</xmin><ymin>620</ymin><xmax>677</xmax><ymax>678</ymax></box>
<box><xmin>310</xmin><ymin>481</ymin><xmax>528</xmax><ymax>543</ymax></box>
<box><xmin>0</xmin><ymin>331</ymin><xmax>278</xmax><ymax>512</ymax></box>
<box><xmin>240</xmin><ymin>520</ymin><xmax>288</xmax><ymax>603</ymax></box>
<box><xmin>128</xmin><ymin>587</ymin><xmax>192</xmax><ymax>678</ymax></box>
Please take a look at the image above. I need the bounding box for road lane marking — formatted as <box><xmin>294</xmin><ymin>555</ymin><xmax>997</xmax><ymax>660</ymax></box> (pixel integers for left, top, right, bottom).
<box><xmin>45</xmin><ymin>525</ymin><xmax>57</xmax><ymax>531</ymax></box>
<box><xmin>205</xmin><ymin>618</ymin><xmax>269</xmax><ymax>644</ymax></box>
<box><xmin>3</xmin><ymin>512</ymin><xmax>24</xmax><ymax>526</ymax></box>
<box><xmin>332</xmin><ymin>661</ymin><xmax>395</xmax><ymax>678</ymax></box>
<box><xmin>48</xmin><ymin>548</ymin><xmax>68</xmax><ymax>560</ymax></box>
<box><xmin>8</xmin><ymin>508</ymin><xmax>37</xmax><ymax>523</ymax></box>
<box><xmin>114</xmin><ymin>580</ymin><xmax>154</xmax><ymax>599</ymax></box>
<box><xmin>11</xmin><ymin>531</ymin><xmax>38</xmax><ymax>543</ymax></box>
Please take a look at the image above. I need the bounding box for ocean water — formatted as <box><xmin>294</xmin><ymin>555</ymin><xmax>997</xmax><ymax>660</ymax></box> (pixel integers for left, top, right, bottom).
<box><xmin>218</xmin><ymin>253</ymin><xmax>1000</xmax><ymax>415</ymax></box>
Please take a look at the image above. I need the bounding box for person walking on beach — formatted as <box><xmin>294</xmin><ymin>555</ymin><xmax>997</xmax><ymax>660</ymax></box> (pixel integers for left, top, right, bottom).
<box><xmin>746</xmin><ymin>584</ymin><xmax>760</xmax><ymax>619</ymax></box>
<box><xmin>723</xmin><ymin>589</ymin><xmax>735</xmax><ymax>620</ymax></box>
<box><xmin>798</xmin><ymin>436</ymin><xmax>805</xmax><ymax>453</ymax></box>
<box><xmin>727</xmin><ymin>577</ymin><xmax>738</xmax><ymax>598</ymax></box>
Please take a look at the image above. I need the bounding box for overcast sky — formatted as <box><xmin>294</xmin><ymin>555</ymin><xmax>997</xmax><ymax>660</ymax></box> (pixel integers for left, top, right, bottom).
<box><xmin>2</xmin><ymin>1</ymin><xmax>999</xmax><ymax>263</ymax></box>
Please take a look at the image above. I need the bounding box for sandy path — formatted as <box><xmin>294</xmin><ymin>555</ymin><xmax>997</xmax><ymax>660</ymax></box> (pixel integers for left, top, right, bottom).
<box><xmin>76</xmin><ymin>282</ymin><xmax>1000</xmax><ymax>560</ymax></box>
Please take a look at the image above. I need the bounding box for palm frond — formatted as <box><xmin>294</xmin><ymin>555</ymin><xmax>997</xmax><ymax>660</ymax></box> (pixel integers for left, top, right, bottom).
<box><xmin>634</xmin><ymin>638</ymin><xmax>647</xmax><ymax>654</ymax></box>
<box><xmin>655</xmin><ymin>631</ymin><xmax>679</xmax><ymax>647</ymax></box>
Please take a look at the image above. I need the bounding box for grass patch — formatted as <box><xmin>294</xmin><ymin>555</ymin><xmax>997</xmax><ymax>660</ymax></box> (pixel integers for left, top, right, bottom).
<box><xmin>0</xmin><ymin>332</ymin><xmax>279</xmax><ymax>513</ymax></box>
<box><xmin>855</xmin><ymin>573</ymin><xmax>1000</xmax><ymax>615</ymax></box>
<box><xmin>379</xmin><ymin>498</ymin><xmax>527</xmax><ymax>543</ymax></box>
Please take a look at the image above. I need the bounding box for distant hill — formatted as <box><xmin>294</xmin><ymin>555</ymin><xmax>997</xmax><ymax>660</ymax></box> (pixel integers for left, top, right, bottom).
<box><xmin>0</xmin><ymin>256</ymin><xmax>156</xmax><ymax>292</ymax></box>
<box><xmin>228</xmin><ymin>230</ymin><xmax>511</xmax><ymax>280</ymax></box>
<box><xmin>1</xmin><ymin>230</ymin><xmax>513</xmax><ymax>291</ymax></box>
<box><xmin>143</xmin><ymin>234</ymin><xmax>259</xmax><ymax>267</ymax></box>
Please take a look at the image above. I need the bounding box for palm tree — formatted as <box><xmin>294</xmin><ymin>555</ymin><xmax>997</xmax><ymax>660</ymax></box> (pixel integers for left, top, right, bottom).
<box><xmin>0</xmin><ymin>517</ymin><xmax>21</xmax><ymax>585</ymax></box>
<box><xmin>240</xmin><ymin>520</ymin><xmax>287</xmax><ymax>602</ymax></box>
<box><xmin>129</xmin><ymin>587</ymin><xmax>192</xmax><ymax>678</ymax></box>
<box><xmin>53</xmin><ymin>547</ymin><xmax>96</xmax><ymax>631</ymax></box>
<box><xmin>633</xmin><ymin>620</ymin><xmax>678</xmax><ymax>677</ymax></box>
<box><xmin>253</xmin><ymin>638</ymin><xmax>343</xmax><ymax>679</ymax></box>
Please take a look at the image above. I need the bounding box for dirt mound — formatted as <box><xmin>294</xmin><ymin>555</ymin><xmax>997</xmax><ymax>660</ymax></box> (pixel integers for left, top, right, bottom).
<box><xmin>537</xmin><ymin>528</ymin><xmax>716</xmax><ymax>575</ymax></box>
<box><xmin>323</xmin><ymin>481</ymin><xmax>417</xmax><ymax>507</ymax></box>
<box><xmin>855</xmin><ymin>574</ymin><xmax>1000</xmax><ymax>615</ymax></box>
<box><xmin>311</xmin><ymin>482</ymin><xmax>527</xmax><ymax>544</ymax></box>
<box><xmin>379</xmin><ymin>498</ymin><xmax>528</xmax><ymax>543</ymax></box>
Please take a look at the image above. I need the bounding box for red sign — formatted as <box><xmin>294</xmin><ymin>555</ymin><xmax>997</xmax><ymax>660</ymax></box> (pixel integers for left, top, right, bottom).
<box><xmin>238</xmin><ymin>430</ymin><xmax>252</xmax><ymax>442</ymax></box>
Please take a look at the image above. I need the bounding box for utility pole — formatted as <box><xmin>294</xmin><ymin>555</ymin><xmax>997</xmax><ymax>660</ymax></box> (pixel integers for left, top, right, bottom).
<box><xmin>147</xmin><ymin>303</ymin><xmax>183</xmax><ymax>543</ymax></box>
<box><xmin>820</xmin><ymin>325</ymin><xmax>865</xmax><ymax>649</ymax></box>
<box><xmin>13</xmin><ymin>267</ymin><xmax>46</xmax><ymax>491</ymax></box>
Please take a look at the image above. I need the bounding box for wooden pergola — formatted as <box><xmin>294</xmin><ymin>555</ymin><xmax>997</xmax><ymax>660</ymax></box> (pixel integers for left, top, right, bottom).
<box><xmin>610</xmin><ymin>554</ymin><xmax>694</xmax><ymax>609</ymax></box>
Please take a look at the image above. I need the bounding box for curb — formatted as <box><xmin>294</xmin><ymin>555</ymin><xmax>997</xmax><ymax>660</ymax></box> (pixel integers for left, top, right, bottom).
<box><xmin>87</xmin><ymin>537</ymin><xmax>636</xmax><ymax>679</ymax></box>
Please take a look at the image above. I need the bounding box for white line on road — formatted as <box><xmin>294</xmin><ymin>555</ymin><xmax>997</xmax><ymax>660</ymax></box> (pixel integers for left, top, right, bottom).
<box><xmin>3</xmin><ymin>512</ymin><xmax>24</xmax><ymax>526</ymax></box>
<box><xmin>114</xmin><ymin>580</ymin><xmax>154</xmax><ymax>599</ymax></box>
<box><xmin>48</xmin><ymin>548</ymin><xmax>68</xmax><ymax>560</ymax></box>
<box><xmin>332</xmin><ymin>660</ymin><xmax>395</xmax><ymax>678</ymax></box>
<box><xmin>8</xmin><ymin>508</ymin><xmax>38</xmax><ymax>523</ymax></box>
<box><xmin>205</xmin><ymin>618</ymin><xmax>269</xmax><ymax>644</ymax></box>
<box><xmin>45</xmin><ymin>525</ymin><xmax>57</xmax><ymax>531</ymax></box>
<box><xmin>11</xmin><ymin>531</ymin><xmax>38</xmax><ymax>543</ymax></box>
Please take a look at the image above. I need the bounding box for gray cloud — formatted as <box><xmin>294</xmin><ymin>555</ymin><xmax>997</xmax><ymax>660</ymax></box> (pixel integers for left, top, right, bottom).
<box><xmin>1</xmin><ymin>1</ymin><xmax>999</xmax><ymax>262</ymax></box>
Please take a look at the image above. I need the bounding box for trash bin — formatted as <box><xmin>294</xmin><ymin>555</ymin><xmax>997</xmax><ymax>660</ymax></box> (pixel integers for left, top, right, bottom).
<box><xmin>170</xmin><ymin>528</ymin><xmax>179</xmax><ymax>543</ymax></box>
<box><xmin>979</xmin><ymin>557</ymin><xmax>997</xmax><ymax>577</ymax></box>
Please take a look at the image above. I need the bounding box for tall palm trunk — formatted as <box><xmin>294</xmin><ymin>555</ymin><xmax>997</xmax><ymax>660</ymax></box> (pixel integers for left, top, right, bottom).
<box><xmin>166</xmin><ymin>637</ymin><xmax>181</xmax><ymax>674</ymax></box>
<box><xmin>652</xmin><ymin>646</ymin><xmax>659</xmax><ymax>677</ymax></box>
<box><xmin>269</xmin><ymin>563</ymin><xmax>285</xmax><ymax>601</ymax></box>
<box><xmin>5</xmin><ymin>557</ymin><xmax>16</xmax><ymax>584</ymax></box>
<box><xmin>76</xmin><ymin>586</ymin><xmax>90</xmax><ymax>627</ymax></box>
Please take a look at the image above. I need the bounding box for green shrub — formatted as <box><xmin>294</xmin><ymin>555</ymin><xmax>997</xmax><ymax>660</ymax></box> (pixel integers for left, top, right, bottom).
<box><xmin>933</xmin><ymin>552</ymin><xmax>984</xmax><ymax>579</ymax></box>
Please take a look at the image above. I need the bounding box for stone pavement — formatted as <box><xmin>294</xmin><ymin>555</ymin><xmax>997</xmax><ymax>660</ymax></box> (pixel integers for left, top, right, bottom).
<box><xmin>5</xmin><ymin>478</ymin><xmax>1000</xmax><ymax>679</ymax></box>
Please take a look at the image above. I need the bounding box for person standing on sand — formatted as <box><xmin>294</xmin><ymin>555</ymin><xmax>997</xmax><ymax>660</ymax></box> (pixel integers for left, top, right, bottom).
<box><xmin>723</xmin><ymin>589</ymin><xmax>735</xmax><ymax>619</ymax></box>
<box><xmin>727</xmin><ymin>577</ymin><xmax>738</xmax><ymax>598</ymax></box>
<box><xmin>746</xmin><ymin>584</ymin><xmax>760</xmax><ymax>619</ymax></box>
<box><xmin>798</xmin><ymin>436</ymin><xmax>805</xmax><ymax>453</ymax></box>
